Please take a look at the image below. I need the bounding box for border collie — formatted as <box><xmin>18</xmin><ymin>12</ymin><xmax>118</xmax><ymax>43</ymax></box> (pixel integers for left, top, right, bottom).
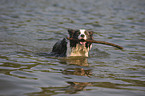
<box><xmin>49</xmin><ymin>29</ymin><xmax>93</xmax><ymax>57</ymax></box>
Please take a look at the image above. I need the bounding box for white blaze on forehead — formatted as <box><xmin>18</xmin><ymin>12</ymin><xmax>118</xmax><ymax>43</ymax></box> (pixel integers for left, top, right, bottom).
<box><xmin>80</xmin><ymin>29</ymin><xmax>86</xmax><ymax>34</ymax></box>
<box><xmin>79</xmin><ymin>29</ymin><xmax>87</xmax><ymax>40</ymax></box>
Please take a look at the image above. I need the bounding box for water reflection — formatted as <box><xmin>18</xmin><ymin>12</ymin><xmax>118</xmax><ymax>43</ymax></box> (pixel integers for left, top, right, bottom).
<box><xmin>28</xmin><ymin>57</ymin><xmax>92</xmax><ymax>95</ymax></box>
<box><xmin>62</xmin><ymin>57</ymin><xmax>92</xmax><ymax>94</ymax></box>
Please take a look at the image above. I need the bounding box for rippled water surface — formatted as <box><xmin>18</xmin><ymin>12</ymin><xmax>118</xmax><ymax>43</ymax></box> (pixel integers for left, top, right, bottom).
<box><xmin>0</xmin><ymin>0</ymin><xmax>145</xmax><ymax>96</ymax></box>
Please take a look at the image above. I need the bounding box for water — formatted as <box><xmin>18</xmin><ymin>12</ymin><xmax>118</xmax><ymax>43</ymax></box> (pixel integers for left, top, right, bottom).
<box><xmin>0</xmin><ymin>0</ymin><xmax>145</xmax><ymax>96</ymax></box>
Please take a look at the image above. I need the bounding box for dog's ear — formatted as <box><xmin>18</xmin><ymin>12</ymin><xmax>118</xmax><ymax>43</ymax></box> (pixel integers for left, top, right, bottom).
<box><xmin>68</xmin><ymin>29</ymin><xmax>75</xmax><ymax>38</ymax></box>
<box><xmin>89</xmin><ymin>31</ymin><xmax>93</xmax><ymax>36</ymax></box>
<box><xmin>89</xmin><ymin>31</ymin><xmax>94</xmax><ymax>40</ymax></box>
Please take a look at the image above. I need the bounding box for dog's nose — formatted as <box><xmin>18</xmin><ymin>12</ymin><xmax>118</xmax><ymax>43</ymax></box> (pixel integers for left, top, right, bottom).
<box><xmin>80</xmin><ymin>34</ymin><xmax>85</xmax><ymax>37</ymax></box>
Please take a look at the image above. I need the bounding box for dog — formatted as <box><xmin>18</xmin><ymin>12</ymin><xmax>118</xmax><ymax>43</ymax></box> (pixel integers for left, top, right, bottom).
<box><xmin>49</xmin><ymin>29</ymin><xmax>93</xmax><ymax>57</ymax></box>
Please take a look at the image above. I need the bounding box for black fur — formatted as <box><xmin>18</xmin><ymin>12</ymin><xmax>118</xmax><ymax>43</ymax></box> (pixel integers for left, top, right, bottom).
<box><xmin>49</xmin><ymin>38</ymin><xmax>67</xmax><ymax>57</ymax></box>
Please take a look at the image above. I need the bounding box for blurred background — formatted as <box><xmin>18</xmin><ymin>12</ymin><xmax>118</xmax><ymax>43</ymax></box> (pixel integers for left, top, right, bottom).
<box><xmin>0</xmin><ymin>0</ymin><xmax>145</xmax><ymax>96</ymax></box>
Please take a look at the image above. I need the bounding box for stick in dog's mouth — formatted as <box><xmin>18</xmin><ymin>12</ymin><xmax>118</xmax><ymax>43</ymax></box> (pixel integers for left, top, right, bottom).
<box><xmin>79</xmin><ymin>39</ymin><xmax>86</xmax><ymax>45</ymax></box>
<box><xmin>67</xmin><ymin>37</ymin><xmax>123</xmax><ymax>50</ymax></box>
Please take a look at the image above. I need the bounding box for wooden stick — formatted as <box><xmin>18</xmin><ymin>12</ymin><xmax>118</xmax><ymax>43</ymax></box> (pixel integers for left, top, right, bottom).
<box><xmin>67</xmin><ymin>37</ymin><xmax>123</xmax><ymax>50</ymax></box>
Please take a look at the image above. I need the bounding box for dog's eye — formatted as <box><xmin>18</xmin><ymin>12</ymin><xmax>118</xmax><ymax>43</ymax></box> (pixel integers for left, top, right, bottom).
<box><xmin>76</xmin><ymin>31</ymin><xmax>80</xmax><ymax>35</ymax></box>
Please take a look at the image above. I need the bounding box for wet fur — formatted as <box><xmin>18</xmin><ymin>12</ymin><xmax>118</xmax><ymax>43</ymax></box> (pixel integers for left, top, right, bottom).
<box><xmin>49</xmin><ymin>29</ymin><xmax>93</xmax><ymax>57</ymax></box>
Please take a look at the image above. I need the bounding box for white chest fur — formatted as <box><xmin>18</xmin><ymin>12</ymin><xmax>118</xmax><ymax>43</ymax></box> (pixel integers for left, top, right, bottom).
<box><xmin>69</xmin><ymin>44</ymin><xmax>90</xmax><ymax>57</ymax></box>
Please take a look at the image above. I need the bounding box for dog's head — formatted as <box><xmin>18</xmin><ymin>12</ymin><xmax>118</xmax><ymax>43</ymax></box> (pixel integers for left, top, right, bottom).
<box><xmin>68</xmin><ymin>29</ymin><xmax>93</xmax><ymax>48</ymax></box>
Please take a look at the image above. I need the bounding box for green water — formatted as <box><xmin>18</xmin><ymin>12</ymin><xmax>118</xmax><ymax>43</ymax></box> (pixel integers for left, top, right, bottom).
<box><xmin>0</xmin><ymin>0</ymin><xmax>145</xmax><ymax>96</ymax></box>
